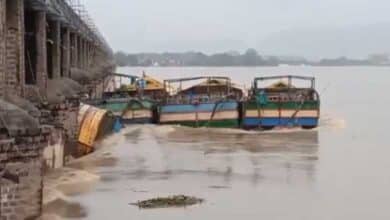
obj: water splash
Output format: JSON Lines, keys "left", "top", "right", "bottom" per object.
{"left": 320, "top": 113, "right": 347, "bottom": 130}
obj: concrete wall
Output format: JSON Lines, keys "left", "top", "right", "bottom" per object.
{"left": 49, "top": 100, "right": 80, "bottom": 162}
{"left": 0, "top": 133, "right": 50, "bottom": 220}
{"left": 43, "top": 129, "right": 64, "bottom": 169}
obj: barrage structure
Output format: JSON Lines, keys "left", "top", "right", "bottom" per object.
{"left": 0, "top": 0, "right": 115, "bottom": 219}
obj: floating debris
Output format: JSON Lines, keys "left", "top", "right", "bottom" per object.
{"left": 131, "top": 195, "right": 204, "bottom": 209}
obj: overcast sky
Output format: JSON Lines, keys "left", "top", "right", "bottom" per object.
{"left": 83, "top": 0, "right": 390, "bottom": 55}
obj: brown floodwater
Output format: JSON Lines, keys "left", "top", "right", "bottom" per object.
{"left": 45, "top": 66, "right": 390, "bottom": 220}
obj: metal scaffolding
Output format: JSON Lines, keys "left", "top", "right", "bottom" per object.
{"left": 64, "top": 0, "right": 112, "bottom": 54}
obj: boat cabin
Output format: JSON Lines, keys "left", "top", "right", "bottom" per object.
{"left": 159, "top": 76, "right": 243, "bottom": 128}
{"left": 164, "top": 76, "right": 243, "bottom": 104}
{"left": 243, "top": 75, "right": 320, "bottom": 130}
{"left": 250, "top": 75, "right": 319, "bottom": 103}
{"left": 102, "top": 73, "right": 167, "bottom": 101}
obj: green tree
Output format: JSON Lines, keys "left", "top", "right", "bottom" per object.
{"left": 242, "top": 48, "right": 260, "bottom": 66}
{"left": 114, "top": 51, "right": 129, "bottom": 66}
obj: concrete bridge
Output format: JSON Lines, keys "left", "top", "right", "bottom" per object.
{"left": 0, "top": 1, "right": 115, "bottom": 219}
{"left": 0, "top": 0, "right": 115, "bottom": 98}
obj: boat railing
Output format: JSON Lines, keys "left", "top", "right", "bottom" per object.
{"left": 163, "top": 76, "right": 233, "bottom": 100}
{"left": 164, "top": 94, "right": 233, "bottom": 105}
{"left": 254, "top": 75, "right": 316, "bottom": 89}
{"left": 164, "top": 76, "right": 231, "bottom": 84}
{"left": 252, "top": 88, "right": 320, "bottom": 103}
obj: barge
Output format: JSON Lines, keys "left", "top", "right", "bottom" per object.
{"left": 92, "top": 73, "right": 163, "bottom": 124}
{"left": 118, "top": 73, "right": 168, "bottom": 101}
{"left": 98, "top": 98, "right": 156, "bottom": 124}
{"left": 159, "top": 76, "right": 243, "bottom": 128}
{"left": 242, "top": 75, "right": 320, "bottom": 130}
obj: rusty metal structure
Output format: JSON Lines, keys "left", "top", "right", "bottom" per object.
{"left": 0, "top": 0, "right": 115, "bottom": 219}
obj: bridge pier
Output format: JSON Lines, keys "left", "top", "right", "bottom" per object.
{"left": 0, "top": 0, "right": 5, "bottom": 97}
{"left": 77, "top": 34, "right": 82, "bottom": 69}
{"left": 70, "top": 32, "right": 77, "bottom": 69}
{"left": 80, "top": 35, "right": 85, "bottom": 69}
{"left": 61, "top": 27, "right": 71, "bottom": 77}
{"left": 84, "top": 40, "right": 89, "bottom": 70}
{"left": 47, "top": 20, "right": 61, "bottom": 79}
{"left": 4, "top": 0, "right": 24, "bottom": 96}
{"left": 35, "top": 10, "right": 47, "bottom": 93}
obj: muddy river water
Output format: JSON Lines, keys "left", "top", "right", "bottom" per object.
{"left": 44, "top": 66, "right": 390, "bottom": 220}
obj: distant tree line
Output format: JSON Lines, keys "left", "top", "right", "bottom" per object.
{"left": 315, "top": 54, "right": 390, "bottom": 66}
{"left": 114, "top": 49, "right": 308, "bottom": 67}
{"left": 114, "top": 50, "right": 390, "bottom": 67}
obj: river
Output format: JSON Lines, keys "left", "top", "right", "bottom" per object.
{"left": 44, "top": 66, "right": 390, "bottom": 220}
